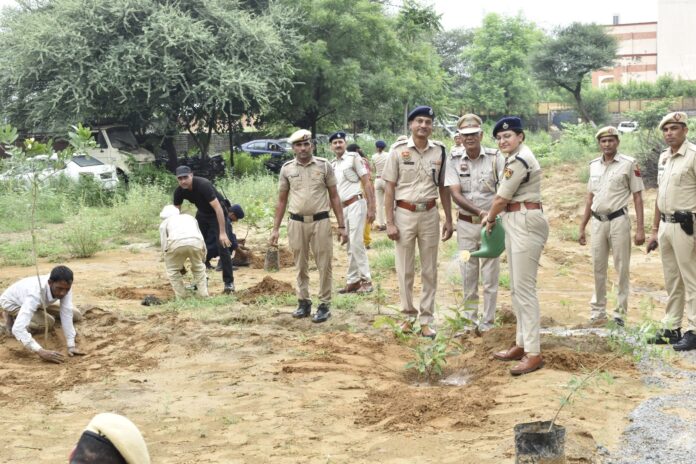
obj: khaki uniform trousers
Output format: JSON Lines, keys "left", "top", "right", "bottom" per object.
{"left": 457, "top": 219, "right": 500, "bottom": 327}
{"left": 3, "top": 304, "right": 83, "bottom": 333}
{"left": 374, "top": 178, "right": 386, "bottom": 227}
{"left": 659, "top": 222, "right": 696, "bottom": 332}
{"left": 344, "top": 199, "right": 371, "bottom": 285}
{"left": 164, "top": 244, "right": 208, "bottom": 298}
{"left": 590, "top": 214, "right": 631, "bottom": 319}
{"left": 288, "top": 218, "right": 333, "bottom": 304}
{"left": 394, "top": 206, "right": 440, "bottom": 325}
{"left": 503, "top": 209, "right": 548, "bottom": 355}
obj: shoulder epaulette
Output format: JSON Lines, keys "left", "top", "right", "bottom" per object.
{"left": 589, "top": 156, "right": 602, "bottom": 164}
{"left": 314, "top": 156, "right": 329, "bottom": 163}
{"left": 484, "top": 147, "right": 499, "bottom": 156}
{"left": 391, "top": 140, "right": 408, "bottom": 148}
{"left": 617, "top": 154, "right": 636, "bottom": 163}
{"left": 432, "top": 140, "right": 445, "bottom": 147}
{"left": 281, "top": 159, "right": 295, "bottom": 168}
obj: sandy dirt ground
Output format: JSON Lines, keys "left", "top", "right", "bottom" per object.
{"left": 0, "top": 163, "right": 677, "bottom": 463}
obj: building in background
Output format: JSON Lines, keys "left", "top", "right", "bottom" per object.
{"left": 592, "top": 0, "right": 696, "bottom": 88}
{"left": 657, "top": 0, "right": 696, "bottom": 81}
{"left": 592, "top": 19, "right": 657, "bottom": 87}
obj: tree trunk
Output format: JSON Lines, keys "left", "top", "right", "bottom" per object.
{"left": 403, "top": 102, "right": 409, "bottom": 135}
{"left": 573, "top": 89, "right": 596, "bottom": 128}
{"left": 226, "top": 101, "right": 235, "bottom": 169}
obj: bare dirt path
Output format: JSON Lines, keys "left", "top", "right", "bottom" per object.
{"left": 0, "top": 163, "right": 680, "bottom": 463}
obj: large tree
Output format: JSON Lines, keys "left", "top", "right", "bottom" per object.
{"left": 273, "top": 0, "right": 447, "bottom": 136}
{"left": 532, "top": 22, "right": 617, "bottom": 125}
{"left": 0, "top": 0, "right": 298, "bottom": 159}
{"left": 459, "top": 13, "right": 542, "bottom": 119}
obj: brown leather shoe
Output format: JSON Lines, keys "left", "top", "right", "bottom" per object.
{"left": 420, "top": 324, "right": 437, "bottom": 339}
{"left": 338, "top": 281, "right": 362, "bottom": 294}
{"left": 399, "top": 320, "right": 413, "bottom": 334}
{"left": 510, "top": 355, "right": 545, "bottom": 376}
{"left": 493, "top": 345, "right": 525, "bottom": 361}
{"left": 357, "top": 280, "right": 373, "bottom": 294}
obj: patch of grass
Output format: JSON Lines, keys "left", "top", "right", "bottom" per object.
{"left": 255, "top": 293, "right": 296, "bottom": 307}
{"left": 62, "top": 210, "right": 105, "bottom": 258}
{"left": 371, "top": 249, "right": 396, "bottom": 272}
{"left": 557, "top": 225, "right": 580, "bottom": 242}
{"left": 216, "top": 174, "right": 278, "bottom": 230}
{"left": 0, "top": 238, "right": 67, "bottom": 266}
{"left": 498, "top": 271, "right": 510, "bottom": 289}
{"left": 370, "top": 238, "right": 394, "bottom": 250}
{"left": 333, "top": 293, "right": 363, "bottom": 311}
{"left": 112, "top": 183, "right": 169, "bottom": 234}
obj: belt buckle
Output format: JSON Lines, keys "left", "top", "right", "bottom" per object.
{"left": 304, "top": 215, "right": 313, "bottom": 223}
{"left": 471, "top": 215, "right": 481, "bottom": 224}
{"left": 415, "top": 203, "right": 427, "bottom": 212}
{"left": 599, "top": 214, "right": 609, "bottom": 221}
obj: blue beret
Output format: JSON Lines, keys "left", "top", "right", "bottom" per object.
{"left": 375, "top": 140, "right": 386, "bottom": 149}
{"left": 493, "top": 116, "right": 523, "bottom": 137}
{"left": 229, "top": 204, "right": 244, "bottom": 219}
{"left": 407, "top": 106, "right": 434, "bottom": 122}
{"left": 328, "top": 131, "right": 347, "bottom": 143}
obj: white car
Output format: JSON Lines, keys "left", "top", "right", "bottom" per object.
{"left": 0, "top": 154, "right": 118, "bottom": 189}
{"left": 617, "top": 121, "right": 639, "bottom": 133}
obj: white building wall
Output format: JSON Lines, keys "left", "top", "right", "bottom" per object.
{"left": 658, "top": 0, "right": 696, "bottom": 79}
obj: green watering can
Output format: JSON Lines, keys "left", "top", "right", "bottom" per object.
{"left": 470, "top": 216, "right": 505, "bottom": 259}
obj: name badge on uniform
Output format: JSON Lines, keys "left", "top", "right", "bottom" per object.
{"left": 403, "top": 161, "right": 415, "bottom": 165}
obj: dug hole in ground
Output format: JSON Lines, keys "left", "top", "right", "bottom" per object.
{"left": 1, "top": 163, "right": 693, "bottom": 463}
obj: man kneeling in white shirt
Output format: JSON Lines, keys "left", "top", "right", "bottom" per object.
{"left": 0, "top": 265, "right": 86, "bottom": 363}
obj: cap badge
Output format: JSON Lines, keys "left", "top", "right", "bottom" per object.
{"left": 675, "top": 113, "right": 681, "bottom": 121}
{"left": 502, "top": 122, "right": 509, "bottom": 130}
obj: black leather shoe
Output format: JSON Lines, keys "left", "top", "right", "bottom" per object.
{"left": 673, "top": 331, "right": 696, "bottom": 351}
{"left": 648, "top": 328, "right": 682, "bottom": 345}
{"left": 292, "top": 300, "right": 312, "bottom": 319}
{"left": 223, "top": 283, "right": 235, "bottom": 294}
{"left": 312, "top": 303, "right": 331, "bottom": 323}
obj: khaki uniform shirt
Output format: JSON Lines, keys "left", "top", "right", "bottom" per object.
{"left": 497, "top": 144, "right": 542, "bottom": 202}
{"left": 588, "top": 154, "right": 644, "bottom": 215}
{"left": 278, "top": 157, "right": 336, "bottom": 215}
{"left": 382, "top": 137, "right": 445, "bottom": 203}
{"left": 159, "top": 214, "right": 205, "bottom": 253}
{"left": 372, "top": 152, "right": 389, "bottom": 177}
{"left": 445, "top": 146, "right": 505, "bottom": 213}
{"left": 332, "top": 151, "right": 368, "bottom": 201}
{"left": 657, "top": 140, "right": 696, "bottom": 213}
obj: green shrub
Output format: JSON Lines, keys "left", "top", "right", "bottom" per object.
{"left": 113, "top": 183, "right": 168, "bottom": 233}
{"left": 62, "top": 211, "right": 103, "bottom": 258}
{"left": 231, "top": 152, "right": 271, "bottom": 176}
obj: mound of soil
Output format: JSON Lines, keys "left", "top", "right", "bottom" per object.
{"left": 110, "top": 285, "right": 174, "bottom": 301}
{"left": 236, "top": 276, "right": 294, "bottom": 304}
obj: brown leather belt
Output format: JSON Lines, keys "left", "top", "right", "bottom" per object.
{"left": 506, "top": 201, "right": 542, "bottom": 212}
{"left": 342, "top": 194, "right": 363, "bottom": 208}
{"left": 458, "top": 212, "right": 482, "bottom": 224}
{"left": 396, "top": 199, "right": 437, "bottom": 212}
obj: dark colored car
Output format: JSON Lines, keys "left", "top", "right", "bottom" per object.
{"left": 240, "top": 139, "right": 291, "bottom": 157}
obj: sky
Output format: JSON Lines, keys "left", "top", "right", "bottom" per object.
{"left": 430, "top": 0, "right": 658, "bottom": 31}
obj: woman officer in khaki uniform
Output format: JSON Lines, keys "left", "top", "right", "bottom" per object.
{"left": 485, "top": 117, "right": 549, "bottom": 375}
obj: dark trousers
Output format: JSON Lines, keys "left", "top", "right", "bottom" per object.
{"left": 196, "top": 213, "right": 234, "bottom": 285}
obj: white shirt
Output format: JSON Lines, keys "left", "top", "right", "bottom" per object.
{"left": 159, "top": 213, "right": 206, "bottom": 253}
{"left": 332, "top": 151, "right": 368, "bottom": 202}
{"left": 0, "top": 275, "right": 77, "bottom": 351}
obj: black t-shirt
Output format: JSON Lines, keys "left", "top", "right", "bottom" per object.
{"left": 173, "top": 176, "right": 219, "bottom": 216}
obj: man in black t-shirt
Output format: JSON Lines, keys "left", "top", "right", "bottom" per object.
{"left": 173, "top": 165, "right": 235, "bottom": 293}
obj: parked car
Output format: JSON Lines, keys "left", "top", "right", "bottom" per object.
{"left": 0, "top": 154, "right": 119, "bottom": 189}
{"left": 87, "top": 125, "right": 156, "bottom": 177}
{"left": 240, "top": 139, "right": 291, "bottom": 157}
{"left": 617, "top": 121, "right": 639, "bottom": 133}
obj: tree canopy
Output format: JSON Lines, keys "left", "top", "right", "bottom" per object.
{"left": 0, "top": 0, "right": 299, "bottom": 156}
{"left": 532, "top": 22, "right": 617, "bottom": 125}
{"left": 458, "top": 13, "right": 543, "bottom": 119}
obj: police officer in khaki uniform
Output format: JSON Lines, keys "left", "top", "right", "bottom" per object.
{"left": 372, "top": 140, "right": 389, "bottom": 231}
{"left": 647, "top": 112, "right": 696, "bottom": 350}
{"left": 330, "top": 132, "right": 376, "bottom": 294}
{"left": 445, "top": 114, "right": 505, "bottom": 331}
{"left": 487, "top": 117, "right": 549, "bottom": 376}
{"left": 579, "top": 126, "right": 644, "bottom": 326}
{"left": 383, "top": 106, "right": 454, "bottom": 338}
{"left": 270, "top": 129, "right": 348, "bottom": 323}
